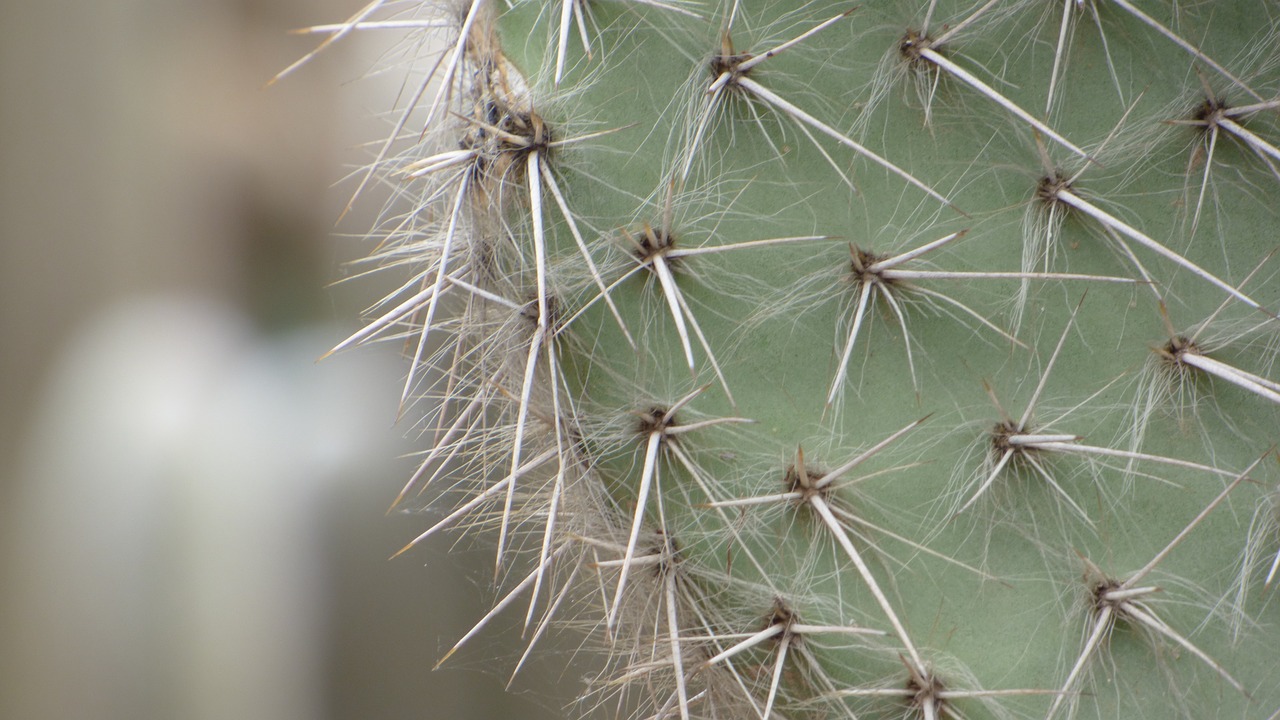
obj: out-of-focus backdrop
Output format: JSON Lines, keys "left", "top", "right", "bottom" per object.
{"left": 0, "top": 2, "right": 568, "bottom": 718}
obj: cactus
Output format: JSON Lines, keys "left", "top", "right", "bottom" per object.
{"left": 304, "top": 1, "right": 1280, "bottom": 718}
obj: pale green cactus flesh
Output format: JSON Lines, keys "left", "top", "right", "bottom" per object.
{"left": 323, "top": 0, "right": 1280, "bottom": 718}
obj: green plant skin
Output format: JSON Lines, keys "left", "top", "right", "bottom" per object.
{"left": 340, "top": 0, "right": 1280, "bottom": 718}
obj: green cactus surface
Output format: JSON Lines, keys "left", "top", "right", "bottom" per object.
{"left": 315, "top": 0, "right": 1280, "bottom": 717}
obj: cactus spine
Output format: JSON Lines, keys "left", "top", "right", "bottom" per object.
{"left": 308, "top": 1, "right": 1280, "bottom": 717}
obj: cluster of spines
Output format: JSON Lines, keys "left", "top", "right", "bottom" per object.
{"left": 295, "top": 1, "right": 1280, "bottom": 718}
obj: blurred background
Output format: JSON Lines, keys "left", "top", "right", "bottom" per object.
{"left": 0, "top": 2, "right": 568, "bottom": 718}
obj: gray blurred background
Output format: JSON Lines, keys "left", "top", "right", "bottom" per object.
{"left": 0, "top": 2, "right": 568, "bottom": 718}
